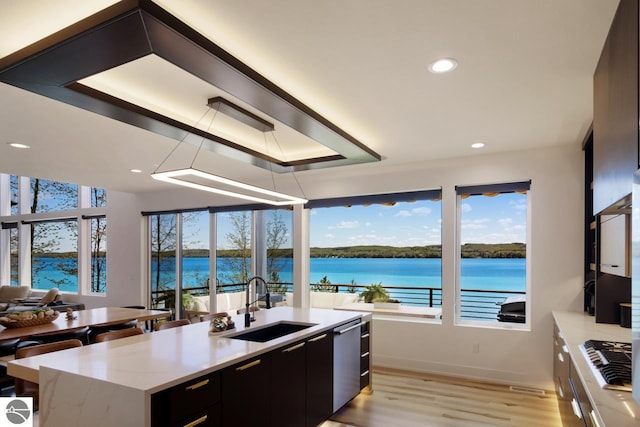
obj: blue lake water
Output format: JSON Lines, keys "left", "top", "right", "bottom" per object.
{"left": 33, "top": 256, "right": 526, "bottom": 294}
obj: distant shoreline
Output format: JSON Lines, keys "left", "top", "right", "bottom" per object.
{"left": 38, "top": 243, "right": 525, "bottom": 259}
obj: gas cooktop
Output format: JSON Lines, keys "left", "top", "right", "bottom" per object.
{"left": 579, "top": 340, "right": 632, "bottom": 392}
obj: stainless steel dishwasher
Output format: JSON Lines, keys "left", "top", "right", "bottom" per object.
{"left": 333, "top": 318, "right": 363, "bottom": 412}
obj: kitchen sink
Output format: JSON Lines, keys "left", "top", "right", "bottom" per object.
{"left": 228, "top": 321, "right": 316, "bottom": 343}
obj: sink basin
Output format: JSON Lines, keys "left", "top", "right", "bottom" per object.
{"left": 229, "top": 322, "right": 315, "bottom": 343}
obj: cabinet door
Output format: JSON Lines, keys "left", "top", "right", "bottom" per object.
{"left": 221, "top": 355, "right": 272, "bottom": 427}
{"left": 553, "top": 325, "right": 576, "bottom": 426}
{"left": 306, "top": 332, "right": 333, "bottom": 427}
{"left": 271, "top": 340, "right": 306, "bottom": 427}
{"left": 592, "top": 0, "right": 639, "bottom": 214}
{"left": 151, "top": 371, "right": 221, "bottom": 427}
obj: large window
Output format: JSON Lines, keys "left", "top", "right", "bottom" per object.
{"left": 182, "top": 210, "right": 210, "bottom": 295}
{"left": 266, "top": 209, "right": 293, "bottom": 295}
{"left": 216, "top": 211, "right": 252, "bottom": 292}
{"left": 31, "top": 219, "right": 78, "bottom": 291}
{"left": 90, "top": 216, "right": 107, "bottom": 293}
{"left": 0, "top": 174, "right": 107, "bottom": 294}
{"left": 456, "top": 181, "right": 529, "bottom": 326}
{"left": 308, "top": 191, "right": 442, "bottom": 309}
{"left": 30, "top": 178, "right": 77, "bottom": 212}
{"left": 150, "top": 213, "right": 177, "bottom": 310}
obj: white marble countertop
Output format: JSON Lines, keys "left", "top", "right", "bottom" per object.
{"left": 552, "top": 311, "right": 638, "bottom": 426}
{"left": 8, "top": 307, "right": 370, "bottom": 394}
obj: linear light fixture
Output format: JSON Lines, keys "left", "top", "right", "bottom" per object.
{"left": 207, "top": 97, "right": 274, "bottom": 132}
{"left": 151, "top": 168, "right": 308, "bottom": 206}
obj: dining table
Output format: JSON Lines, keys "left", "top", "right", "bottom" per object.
{"left": 0, "top": 307, "right": 171, "bottom": 341}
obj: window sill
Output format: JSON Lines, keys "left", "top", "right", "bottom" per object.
{"left": 334, "top": 302, "right": 442, "bottom": 320}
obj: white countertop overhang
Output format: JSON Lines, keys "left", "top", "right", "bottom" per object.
{"left": 8, "top": 307, "right": 370, "bottom": 394}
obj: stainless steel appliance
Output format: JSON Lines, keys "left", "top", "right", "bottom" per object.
{"left": 632, "top": 170, "right": 640, "bottom": 404}
{"left": 333, "top": 319, "right": 363, "bottom": 412}
{"left": 580, "top": 339, "right": 632, "bottom": 391}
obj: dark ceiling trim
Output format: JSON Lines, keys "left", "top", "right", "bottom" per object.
{"left": 305, "top": 189, "right": 442, "bottom": 209}
{"left": 0, "top": 0, "right": 381, "bottom": 172}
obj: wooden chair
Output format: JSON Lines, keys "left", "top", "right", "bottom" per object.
{"left": 15, "top": 339, "right": 83, "bottom": 411}
{"left": 95, "top": 327, "right": 144, "bottom": 343}
{"left": 30, "top": 326, "right": 90, "bottom": 346}
{"left": 154, "top": 318, "right": 190, "bottom": 331}
{"left": 88, "top": 320, "right": 139, "bottom": 343}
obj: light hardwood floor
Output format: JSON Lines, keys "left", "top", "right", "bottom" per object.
{"left": 324, "top": 368, "right": 562, "bottom": 427}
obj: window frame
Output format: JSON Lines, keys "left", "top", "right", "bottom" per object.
{"left": 0, "top": 173, "right": 107, "bottom": 295}
{"left": 454, "top": 181, "right": 531, "bottom": 330}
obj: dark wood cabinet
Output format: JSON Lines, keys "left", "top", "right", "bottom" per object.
{"left": 151, "top": 371, "right": 221, "bottom": 427}
{"left": 592, "top": 0, "right": 638, "bottom": 215}
{"left": 221, "top": 354, "right": 272, "bottom": 427}
{"left": 553, "top": 323, "right": 577, "bottom": 426}
{"left": 272, "top": 340, "right": 307, "bottom": 427}
{"left": 306, "top": 331, "right": 334, "bottom": 427}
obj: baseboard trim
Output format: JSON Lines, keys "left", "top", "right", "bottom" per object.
{"left": 373, "top": 354, "right": 554, "bottom": 391}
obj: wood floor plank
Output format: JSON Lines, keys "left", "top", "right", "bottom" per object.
{"left": 324, "top": 368, "right": 562, "bottom": 427}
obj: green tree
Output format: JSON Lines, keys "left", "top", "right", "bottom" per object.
{"left": 90, "top": 188, "right": 107, "bottom": 293}
{"left": 266, "top": 210, "right": 289, "bottom": 294}
{"left": 150, "top": 214, "right": 177, "bottom": 309}
{"left": 220, "top": 212, "right": 252, "bottom": 286}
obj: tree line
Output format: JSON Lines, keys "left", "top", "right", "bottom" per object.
{"left": 182, "top": 243, "right": 525, "bottom": 259}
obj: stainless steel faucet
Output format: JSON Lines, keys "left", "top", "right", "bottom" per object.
{"left": 244, "top": 276, "right": 271, "bottom": 327}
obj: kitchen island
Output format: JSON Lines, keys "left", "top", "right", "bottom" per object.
{"left": 9, "top": 307, "right": 371, "bottom": 427}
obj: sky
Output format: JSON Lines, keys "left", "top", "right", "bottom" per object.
{"left": 169, "top": 192, "right": 528, "bottom": 250}
{"left": 14, "top": 179, "right": 527, "bottom": 252}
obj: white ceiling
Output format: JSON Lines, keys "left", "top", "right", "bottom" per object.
{"left": 0, "top": 0, "right": 620, "bottom": 196}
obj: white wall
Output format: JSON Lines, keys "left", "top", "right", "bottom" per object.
{"left": 336, "top": 144, "right": 583, "bottom": 390}
{"left": 87, "top": 143, "right": 583, "bottom": 390}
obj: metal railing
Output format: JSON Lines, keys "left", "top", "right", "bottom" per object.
{"left": 151, "top": 282, "right": 524, "bottom": 322}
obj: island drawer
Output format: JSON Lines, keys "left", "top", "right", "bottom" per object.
{"left": 151, "top": 371, "right": 221, "bottom": 425}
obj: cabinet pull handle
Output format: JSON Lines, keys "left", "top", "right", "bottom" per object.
{"left": 361, "top": 352, "right": 370, "bottom": 358}
{"left": 361, "top": 333, "right": 370, "bottom": 339}
{"left": 562, "top": 345, "right": 569, "bottom": 354}
{"left": 185, "top": 379, "right": 210, "bottom": 391}
{"left": 308, "top": 334, "right": 327, "bottom": 342}
{"left": 183, "top": 415, "right": 208, "bottom": 427}
{"left": 589, "top": 410, "right": 601, "bottom": 427}
{"left": 557, "top": 353, "right": 564, "bottom": 363}
{"left": 361, "top": 370, "right": 370, "bottom": 377}
{"left": 283, "top": 342, "right": 305, "bottom": 353}
{"left": 335, "top": 322, "right": 366, "bottom": 335}
{"left": 570, "top": 398, "right": 583, "bottom": 419}
{"left": 236, "top": 359, "right": 261, "bottom": 371}
{"left": 557, "top": 382, "right": 564, "bottom": 399}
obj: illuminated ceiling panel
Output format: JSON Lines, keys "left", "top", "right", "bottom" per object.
{"left": 0, "top": 0, "right": 380, "bottom": 173}
{"left": 79, "top": 55, "right": 337, "bottom": 162}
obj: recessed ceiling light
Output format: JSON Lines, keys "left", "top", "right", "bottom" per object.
{"left": 8, "top": 142, "right": 30, "bottom": 149}
{"left": 130, "top": 169, "right": 142, "bottom": 173}
{"left": 471, "top": 142, "right": 485, "bottom": 149}
{"left": 428, "top": 58, "right": 458, "bottom": 74}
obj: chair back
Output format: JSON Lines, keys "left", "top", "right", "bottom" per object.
{"left": 31, "top": 326, "right": 90, "bottom": 345}
{"left": 154, "top": 318, "right": 190, "bottom": 331}
{"left": 96, "top": 327, "right": 144, "bottom": 343}
{"left": 15, "top": 339, "right": 83, "bottom": 411}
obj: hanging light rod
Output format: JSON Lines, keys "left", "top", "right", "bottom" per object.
{"left": 151, "top": 168, "right": 308, "bottom": 206}
{"left": 207, "top": 97, "right": 274, "bottom": 132}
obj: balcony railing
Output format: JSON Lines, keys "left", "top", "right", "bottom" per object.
{"left": 151, "top": 282, "right": 524, "bottom": 322}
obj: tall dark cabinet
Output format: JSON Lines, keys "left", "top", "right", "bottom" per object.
{"left": 592, "top": 0, "right": 638, "bottom": 215}
{"left": 588, "top": 0, "right": 636, "bottom": 324}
